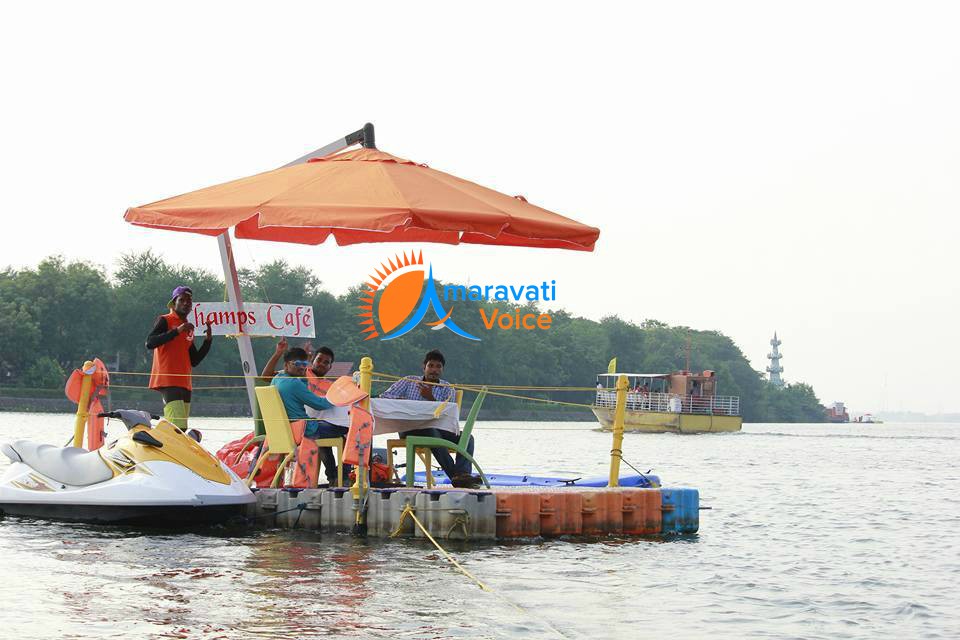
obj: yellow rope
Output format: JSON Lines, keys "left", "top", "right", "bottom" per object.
{"left": 465, "top": 388, "right": 594, "bottom": 409}
{"left": 371, "top": 371, "right": 600, "bottom": 391}
{"left": 371, "top": 371, "right": 596, "bottom": 408}
{"left": 389, "top": 505, "right": 490, "bottom": 591}
{"left": 109, "top": 369, "right": 602, "bottom": 391}
{"left": 109, "top": 370, "right": 344, "bottom": 380}
{"left": 109, "top": 384, "right": 247, "bottom": 391}
{"left": 109, "top": 371, "right": 245, "bottom": 378}
{"left": 105, "top": 389, "right": 595, "bottom": 411}
{"left": 387, "top": 505, "right": 568, "bottom": 638}
{"left": 97, "top": 369, "right": 601, "bottom": 410}
{"left": 475, "top": 426, "right": 598, "bottom": 431}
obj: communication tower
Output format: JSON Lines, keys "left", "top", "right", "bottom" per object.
{"left": 766, "top": 332, "right": 784, "bottom": 387}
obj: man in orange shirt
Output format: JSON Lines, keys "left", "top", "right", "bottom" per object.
{"left": 146, "top": 286, "right": 213, "bottom": 431}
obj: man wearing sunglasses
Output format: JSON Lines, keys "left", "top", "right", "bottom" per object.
{"left": 260, "top": 338, "right": 335, "bottom": 396}
{"left": 270, "top": 347, "right": 350, "bottom": 485}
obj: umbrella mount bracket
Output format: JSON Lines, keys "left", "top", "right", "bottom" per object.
{"left": 283, "top": 122, "right": 376, "bottom": 167}
{"left": 347, "top": 122, "right": 376, "bottom": 149}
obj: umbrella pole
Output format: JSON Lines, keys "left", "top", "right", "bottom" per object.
{"left": 217, "top": 232, "right": 260, "bottom": 431}
{"left": 214, "top": 122, "right": 373, "bottom": 430}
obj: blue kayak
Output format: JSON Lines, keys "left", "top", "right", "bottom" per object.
{"left": 404, "top": 471, "right": 661, "bottom": 488}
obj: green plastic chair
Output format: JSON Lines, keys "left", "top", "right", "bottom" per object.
{"left": 405, "top": 387, "right": 489, "bottom": 488}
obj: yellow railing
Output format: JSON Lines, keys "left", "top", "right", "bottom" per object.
{"left": 75, "top": 359, "right": 634, "bottom": 486}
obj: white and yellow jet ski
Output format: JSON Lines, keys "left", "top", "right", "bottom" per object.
{"left": 0, "top": 410, "right": 255, "bottom": 526}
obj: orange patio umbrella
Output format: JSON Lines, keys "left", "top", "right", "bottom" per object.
{"left": 124, "top": 124, "right": 598, "bottom": 429}
{"left": 125, "top": 146, "right": 599, "bottom": 251}
{"left": 126, "top": 125, "right": 600, "bottom": 520}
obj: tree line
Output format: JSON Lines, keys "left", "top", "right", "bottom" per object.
{"left": 0, "top": 253, "right": 827, "bottom": 422}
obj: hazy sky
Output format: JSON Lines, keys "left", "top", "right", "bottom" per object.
{"left": 2, "top": 2, "right": 957, "bottom": 414}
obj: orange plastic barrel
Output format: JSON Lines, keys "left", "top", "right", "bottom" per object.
{"left": 495, "top": 492, "right": 542, "bottom": 538}
{"left": 581, "top": 490, "right": 624, "bottom": 536}
{"left": 540, "top": 491, "right": 582, "bottom": 537}
{"left": 622, "top": 488, "right": 662, "bottom": 535}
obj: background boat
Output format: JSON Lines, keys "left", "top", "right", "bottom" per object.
{"left": 592, "top": 371, "right": 742, "bottom": 433}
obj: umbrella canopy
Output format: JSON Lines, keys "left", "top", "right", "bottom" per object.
{"left": 125, "top": 147, "right": 599, "bottom": 251}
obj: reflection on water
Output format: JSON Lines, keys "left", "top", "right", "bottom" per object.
{"left": 240, "top": 534, "right": 381, "bottom": 637}
{"left": 1, "top": 414, "right": 959, "bottom": 639}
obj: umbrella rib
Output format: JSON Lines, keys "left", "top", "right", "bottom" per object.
{"left": 136, "top": 164, "right": 324, "bottom": 230}
{"left": 412, "top": 168, "right": 590, "bottom": 241}
{"left": 377, "top": 160, "right": 416, "bottom": 217}
{"left": 257, "top": 162, "right": 416, "bottom": 233}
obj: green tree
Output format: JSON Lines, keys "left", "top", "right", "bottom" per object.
{"left": 0, "top": 257, "right": 113, "bottom": 371}
{"left": 755, "top": 382, "right": 825, "bottom": 422}
{"left": 0, "top": 252, "right": 831, "bottom": 422}
{"left": 21, "top": 356, "right": 66, "bottom": 389}
{"left": 0, "top": 297, "right": 42, "bottom": 377}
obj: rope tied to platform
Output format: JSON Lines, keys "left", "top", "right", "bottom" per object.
{"left": 235, "top": 501, "right": 306, "bottom": 526}
{"left": 447, "top": 512, "right": 471, "bottom": 540}
{"left": 389, "top": 504, "right": 489, "bottom": 591}
{"left": 610, "top": 451, "right": 657, "bottom": 487}
{"left": 387, "top": 505, "right": 571, "bottom": 638}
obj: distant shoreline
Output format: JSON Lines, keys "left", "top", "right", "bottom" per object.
{"left": 0, "top": 396, "right": 594, "bottom": 422}
{"left": 12, "top": 396, "right": 946, "bottom": 423}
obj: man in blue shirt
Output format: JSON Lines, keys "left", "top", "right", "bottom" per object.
{"left": 271, "top": 347, "right": 349, "bottom": 485}
{"left": 382, "top": 349, "right": 479, "bottom": 488}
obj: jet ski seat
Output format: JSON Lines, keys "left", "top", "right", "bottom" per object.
{"left": 1, "top": 441, "right": 113, "bottom": 487}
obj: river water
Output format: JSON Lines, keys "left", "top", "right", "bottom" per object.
{"left": 0, "top": 413, "right": 957, "bottom": 639}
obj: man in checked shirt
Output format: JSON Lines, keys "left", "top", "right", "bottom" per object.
{"left": 381, "top": 349, "right": 480, "bottom": 488}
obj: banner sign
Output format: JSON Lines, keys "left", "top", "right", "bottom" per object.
{"left": 191, "top": 302, "right": 315, "bottom": 338}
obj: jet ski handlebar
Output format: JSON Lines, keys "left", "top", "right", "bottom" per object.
{"left": 97, "top": 410, "right": 160, "bottom": 430}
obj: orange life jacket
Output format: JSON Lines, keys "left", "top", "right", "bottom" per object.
{"left": 307, "top": 370, "right": 332, "bottom": 395}
{"left": 149, "top": 311, "right": 194, "bottom": 390}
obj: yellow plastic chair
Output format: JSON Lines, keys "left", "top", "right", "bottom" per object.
{"left": 250, "top": 386, "right": 345, "bottom": 488}
{"left": 313, "top": 436, "right": 346, "bottom": 487}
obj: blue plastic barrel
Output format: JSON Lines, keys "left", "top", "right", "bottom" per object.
{"left": 660, "top": 487, "right": 699, "bottom": 534}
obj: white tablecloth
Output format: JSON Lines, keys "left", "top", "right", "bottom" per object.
{"left": 369, "top": 398, "right": 460, "bottom": 435}
{"left": 307, "top": 398, "right": 460, "bottom": 435}
{"left": 305, "top": 404, "right": 350, "bottom": 427}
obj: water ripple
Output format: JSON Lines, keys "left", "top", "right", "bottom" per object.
{"left": 2, "top": 417, "right": 959, "bottom": 639}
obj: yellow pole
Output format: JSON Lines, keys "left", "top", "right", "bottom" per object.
{"left": 359, "top": 357, "right": 373, "bottom": 410}
{"left": 71, "top": 360, "right": 95, "bottom": 448}
{"left": 608, "top": 373, "right": 628, "bottom": 487}
{"left": 351, "top": 357, "right": 374, "bottom": 527}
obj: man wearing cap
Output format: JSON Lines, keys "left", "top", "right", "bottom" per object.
{"left": 146, "top": 286, "right": 213, "bottom": 430}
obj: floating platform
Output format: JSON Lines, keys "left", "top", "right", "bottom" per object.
{"left": 406, "top": 471, "right": 661, "bottom": 488}
{"left": 247, "top": 485, "right": 699, "bottom": 540}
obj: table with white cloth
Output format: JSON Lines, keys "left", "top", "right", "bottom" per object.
{"left": 307, "top": 398, "right": 460, "bottom": 435}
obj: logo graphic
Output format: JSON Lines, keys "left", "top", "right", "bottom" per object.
{"left": 358, "top": 251, "right": 480, "bottom": 341}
